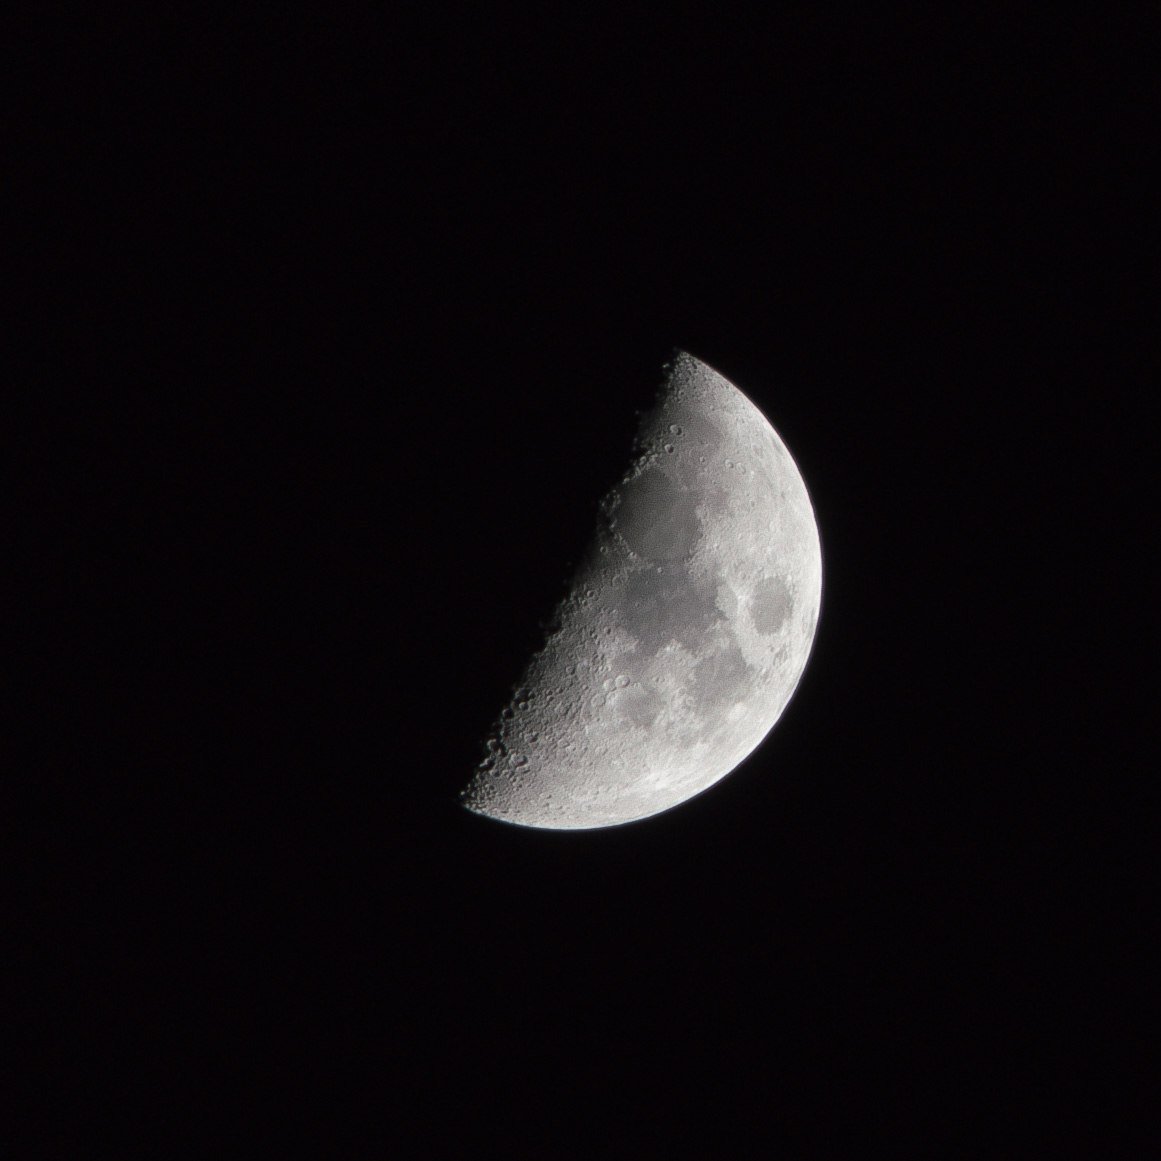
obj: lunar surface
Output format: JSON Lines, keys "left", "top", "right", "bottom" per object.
{"left": 462, "top": 351, "right": 822, "bottom": 830}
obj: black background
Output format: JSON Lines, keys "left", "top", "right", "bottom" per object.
{"left": 13, "top": 9, "right": 1154, "bottom": 1155}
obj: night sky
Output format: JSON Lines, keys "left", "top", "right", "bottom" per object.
{"left": 16, "top": 10, "right": 1151, "bottom": 1155}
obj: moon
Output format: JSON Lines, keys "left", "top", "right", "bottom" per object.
{"left": 463, "top": 351, "right": 822, "bottom": 830}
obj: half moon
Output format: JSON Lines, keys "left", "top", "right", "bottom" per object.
{"left": 463, "top": 351, "right": 822, "bottom": 830}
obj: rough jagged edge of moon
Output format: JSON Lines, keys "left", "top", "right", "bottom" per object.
{"left": 461, "top": 351, "right": 822, "bottom": 829}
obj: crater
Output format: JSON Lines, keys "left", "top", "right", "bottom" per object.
{"left": 618, "top": 682, "right": 662, "bottom": 729}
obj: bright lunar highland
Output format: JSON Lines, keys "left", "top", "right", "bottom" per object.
{"left": 462, "top": 352, "right": 822, "bottom": 830}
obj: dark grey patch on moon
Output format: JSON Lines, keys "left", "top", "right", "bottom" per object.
{"left": 690, "top": 640, "right": 752, "bottom": 711}
{"left": 612, "top": 467, "right": 701, "bottom": 562}
{"left": 660, "top": 406, "right": 721, "bottom": 453}
{"left": 751, "top": 575, "right": 794, "bottom": 635}
{"left": 618, "top": 567, "right": 723, "bottom": 656}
